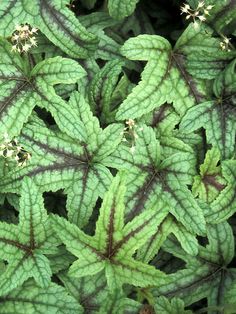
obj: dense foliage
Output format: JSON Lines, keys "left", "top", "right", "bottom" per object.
{"left": 0, "top": 0, "right": 236, "bottom": 313}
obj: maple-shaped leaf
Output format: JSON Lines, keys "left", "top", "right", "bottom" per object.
{"left": 0, "top": 92, "right": 123, "bottom": 227}
{"left": 115, "top": 23, "right": 235, "bottom": 120}
{"left": 51, "top": 172, "right": 169, "bottom": 291}
{"left": 59, "top": 270, "right": 142, "bottom": 313}
{"left": 0, "top": 0, "right": 98, "bottom": 58}
{"left": 0, "top": 38, "right": 86, "bottom": 140}
{"left": 104, "top": 125, "right": 206, "bottom": 237}
{"left": 175, "top": 23, "right": 236, "bottom": 80}
{"left": 152, "top": 222, "right": 236, "bottom": 310}
{"left": 0, "top": 177, "right": 59, "bottom": 295}
{"left": 180, "top": 59, "right": 236, "bottom": 160}
{"left": 206, "top": 160, "right": 236, "bottom": 223}
{"left": 192, "top": 147, "right": 226, "bottom": 203}
{"left": 0, "top": 279, "right": 82, "bottom": 314}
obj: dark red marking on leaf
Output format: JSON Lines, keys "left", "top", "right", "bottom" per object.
{"left": 126, "top": 169, "right": 166, "bottom": 222}
{"left": 0, "top": 81, "right": 31, "bottom": 117}
{"left": 172, "top": 53, "right": 205, "bottom": 104}
{"left": 21, "top": 132, "right": 89, "bottom": 164}
{"left": 202, "top": 174, "right": 225, "bottom": 192}
{"left": 160, "top": 265, "right": 222, "bottom": 298}
{"left": 78, "top": 276, "right": 107, "bottom": 312}
{"left": 39, "top": 0, "right": 97, "bottom": 49}
{"left": 140, "top": 217, "right": 168, "bottom": 261}
{"left": 151, "top": 104, "right": 170, "bottom": 128}
{"left": 109, "top": 211, "right": 158, "bottom": 258}
{"left": 0, "top": 237, "right": 31, "bottom": 252}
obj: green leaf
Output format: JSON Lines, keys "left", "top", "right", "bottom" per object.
{"left": 59, "top": 271, "right": 109, "bottom": 313}
{"left": 154, "top": 296, "right": 192, "bottom": 314}
{"left": 59, "top": 270, "right": 142, "bottom": 313}
{"left": 141, "top": 104, "right": 180, "bottom": 137}
{"left": 51, "top": 172, "right": 168, "bottom": 290}
{"left": 225, "top": 281, "right": 236, "bottom": 309}
{"left": 192, "top": 147, "right": 226, "bottom": 203}
{"left": 180, "top": 60, "right": 236, "bottom": 160}
{"left": 136, "top": 216, "right": 173, "bottom": 263}
{"left": 152, "top": 222, "right": 235, "bottom": 308}
{"left": 175, "top": 23, "right": 236, "bottom": 80}
{"left": 206, "top": 160, "right": 236, "bottom": 223}
{"left": 108, "top": 0, "right": 140, "bottom": 20}
{"left": 0, "top": 279, "right": 82, "bottom": 313}
{"left": 88, "top": 59, "right": 124, "bottom": 123}
{"left": 0, "top": 93, "right": 123, "bottom": 227}
{"left": 0, "top": 177, "right": 59, "bottom": 295}
{"left": 98, "top": 289, "right": 142, "bottom": 313}
{"left": 0, "top": 0, "right": 98, "bottom": 58}
{"left": 0, "top": 39, "right": 86, "bottom": 140}
{"left": 207, "top": 0, "right": 236, "bottom": 34}
{"left": 116, "top": 25, "right": 210, "bottom": 120}
{"left": 107, "top": 126, "right": 206, "bottom": 236}
{"left": 80, "top": 12, "right": 123, "bottom": 61}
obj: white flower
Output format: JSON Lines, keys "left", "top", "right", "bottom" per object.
{"left": 220, "top": 36, "right": 231, "bottom": 51}
{"left": 126, "top": 118, "right": 135, "bottom": 127}
{"left": 31, "top": 27, "right": 38, "bottom": 33}
{"left": 22, "top": 43, "right": 31, "bottom": 52}
{"left": 11, "top": 45, "right": 18, "bottom": 52}
{"left": 198, "top": 15, "right": 206, "bottom": 21}
{"left": 30, "top": 37, "right": 37, "bottom": 46}
{"left": 180, "top": 1, "right": 213, "bottom": 26}
{"left": 197, "top": 1, "right": 205, "bottom": 9}
{"left": 11, "top": 24, "right": 38, "bottom": 53}
{"left": 206, "top": 5, "right": 214, "bottom": 10}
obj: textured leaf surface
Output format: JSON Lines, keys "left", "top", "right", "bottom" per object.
{"left": 0, "top": 177, "right": 59, "bottom": 295}
{"left": 0, "top": 279, "right": 82, "bottom": 314}
{"left": 108, "top": 0, "right": 140, "bottom": 20}
{"left": 0, "top": 39, "right": 86, "bottom": 140}
{"left": 52, "top": 172, "right": 168, "bottom": 290}
{"left": 181, "top": 60, "right": 236, "bottom": 160}
{"left": 154, "top": 297, "right": 192, "bottom": 314}
{"left": 116, "top": 25, "right": 210, "bottom": 120}
{"left": 0, "top": 93, "right": 123, "bottom": 227}
{"left": 107, "top": 126, "right": 206, "bottom": 237}
{"left": 88, "top": 59, "right": 124, "bottom": 123}
{"left": 206, "top": 160, "right": 236, "bottom": 223}
{"left": 192, "top": 147, "right": 226, "bottom": 203}
{"left": 152, "top": 222, "right": 235, "bottom": 308}
{"left": 176, "top": 23, "right": 236, "bottom": 80}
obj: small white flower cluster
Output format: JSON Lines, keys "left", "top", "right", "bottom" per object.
{"left": 11, "top": 24, "right": 38, "bottom": 53}
{"left": 0, "top": 133, "right": 31, "bottom": 167}
{"left": 121, "top": 119, "right": 143, "bottom": 154}
{"left": 220, "top": 36, "right": 231, "bottom": 51}
{"left": 180, "top": 1, "right": 214, "bottom": 29}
